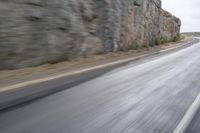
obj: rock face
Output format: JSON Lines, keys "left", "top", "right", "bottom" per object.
{"left": 0, "top": 0, "right": 181, "bottom": 69}
{"left": 159, "top": 9, "right": 181, "bottom": 42}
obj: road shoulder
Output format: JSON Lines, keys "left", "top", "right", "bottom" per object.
{"left": 0, "top": 38, "right": 194, "bottom": 90}
{"left": 0, "top": 38, "right": 198, "bottom": 111}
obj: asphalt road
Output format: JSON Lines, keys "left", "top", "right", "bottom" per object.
{"left": 185, "top": 106, "right": 200, "bottom": 133}
{"left": 0, "top": 39, "right": 200, "bottom": 133}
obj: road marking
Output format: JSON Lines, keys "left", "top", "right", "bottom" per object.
{"left": 173, "top": 93, "right": 200, "bottom": 133}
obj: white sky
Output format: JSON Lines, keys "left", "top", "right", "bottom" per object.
{"left": 162, "top": 0, "right": 200, "bottom": 32}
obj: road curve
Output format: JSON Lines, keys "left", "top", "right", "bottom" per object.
{"left": 0, "top": 39, "right": 200, "bottom": 133}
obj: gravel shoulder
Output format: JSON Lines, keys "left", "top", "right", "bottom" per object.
{"left": 0, "top": 38, "right": 193, "bottom": 89}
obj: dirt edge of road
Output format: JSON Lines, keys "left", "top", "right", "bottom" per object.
{"left": 0, "top": 37, "right": 195, "bottom": 90}
{"left": 0, "top": 37, "right": 198, "bottom": 111}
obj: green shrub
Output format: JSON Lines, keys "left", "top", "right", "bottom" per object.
{"left": 155, "top": 36, "right": 168, "bottom": 45}
{"left": 179, "top": 34, "right": 186, "bottom": 40}
{"left": 131, "top": 41, "right": 139, "bottom": 49}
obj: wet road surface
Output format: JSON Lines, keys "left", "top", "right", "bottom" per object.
{"left": 0, "top": 39, "right": 200, "bottom": 133}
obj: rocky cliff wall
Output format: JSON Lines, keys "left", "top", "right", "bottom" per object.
{"left": 159, "top": 9, "right": 181, "bottom": 42}
{"left": 0, "top": 0, "right": 181, "bottom": 69}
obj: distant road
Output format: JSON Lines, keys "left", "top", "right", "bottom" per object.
{"left": 0, "top": 39, "right": 200, "bottom": 133}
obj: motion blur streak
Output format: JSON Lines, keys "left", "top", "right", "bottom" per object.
{"left": 0, "top": 39, "right": 200, "bottom": 133}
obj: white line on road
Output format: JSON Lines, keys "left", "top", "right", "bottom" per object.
{"left": 173, "top": 93, "right": 200, "bottom": 133}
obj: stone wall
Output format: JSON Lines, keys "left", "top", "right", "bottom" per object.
{"left": 0, "top": 0, "right": 181, "bottom": 69}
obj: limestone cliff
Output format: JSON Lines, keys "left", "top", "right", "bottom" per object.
{"left": 0, "top": 0, "right": 181, "bottom": 69}
{"left": 159, "top": 9, "right": 181, "bottom": 42}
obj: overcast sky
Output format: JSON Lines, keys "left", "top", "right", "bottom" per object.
{"left": 162, "top": 0, "right": 200, "bottom": 32}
